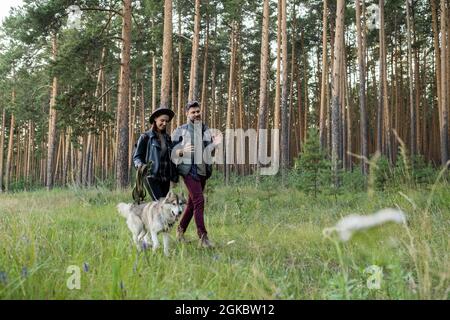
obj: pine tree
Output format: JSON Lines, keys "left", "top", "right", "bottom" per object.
{"left": 295, "top": 128, "right": 331, "bottom": 197}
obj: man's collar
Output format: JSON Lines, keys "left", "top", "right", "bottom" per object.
{"left": 187, "top": 119, "right": 203, "bottom": 126}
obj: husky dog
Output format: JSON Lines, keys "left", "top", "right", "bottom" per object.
{"left": 117, "top": 191, "right": 186, "bottom": 256}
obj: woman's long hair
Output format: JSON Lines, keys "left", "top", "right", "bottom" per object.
{"left": 151, "top": 122, "right": 167, "bottom": 134}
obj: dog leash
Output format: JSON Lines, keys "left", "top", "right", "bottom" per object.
{"left": 132, "top": 162, "right": 150, "bottom": 204}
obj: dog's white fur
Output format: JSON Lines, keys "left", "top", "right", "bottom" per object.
{"left": 117, "top": 191, "right": 185, "bottom": 256}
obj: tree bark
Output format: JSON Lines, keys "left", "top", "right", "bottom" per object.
{"left": 381, "top": 0, "right": 392, "bottom": 163}
{"left": 177, "top": 8, "right": 183, "bottom": 127}
{"left": 115, "top": 0, "right": 132, "bottom": 189}
{"left": 152, "top": 51, "right": 157, "bottom": 111}
{"left": 5, "top": 111, "right": 15, "bottom": 192}
{"left": 431, "top": 0, "right": 441, "bottom": 148}
{"left": 406, "top": 0, "right": 416, "bottom": 157}
{"left": 46, "top": 34, "right": 58, "bottom": 190}
{"left": 201, "top": 15, "right": 210, "bottom": 120}
{"left": 225, "top": 22, "right": 237, "bottom": 184}
{"left": 319, "top": 0, "right": 328, "bottom": 150}
{"left": 280, "top": 0, "right": 289, "bottom": 180}
{"left": 440, "top": 0, "right": 449, "bottom": 166}
{"left": 356, "top": 0, "right": 369, "bottom": 175}
{"left": 0, "top": 107, "right": 5, "bottom": 191}
{"left": 160, "top": 0, "right": 173, "bottom": 108}
{"left": 331, "top": 0, "right": 345, "bottom": 186}
{"left": 188, "top": 0, "right": 201, "bottom": 101}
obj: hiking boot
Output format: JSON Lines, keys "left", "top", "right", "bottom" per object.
{"left": 199, "top": 234, "right": 214, "bottom": 248}
{"left": 176, "top": 228, "right": 189, "bottom": 243}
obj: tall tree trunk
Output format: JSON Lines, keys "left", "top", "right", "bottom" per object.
{"left": 406, "top": 0, "right": 416, "bottom": 156}
{"left": 84, "top": 133, "right": 92, "bottom": 187}
{"left": 54, "top": 134, "right": 62, "bottom": 186}
{"left": 296, "top": 51, "right": 303, "bottom": 151}
{"left": 225, "top": 22, "right": 237, "bottom": 184}
{"left": 280, "top": 0, "right": 289, "bottom": 181}
{"left": 76, "top": 136, "right": 83, "bottom": 186}
{"left": 177, "top": 8, "right": 183, "bottom": 127}
{"left": 5, "top": 111, "right": 15, "bottom": 192}
{"left": 356, "top": 0, "right": 369, "bottom": 175}
{"left": 340, "top": 39, "right": 345, "bottom": 167}
{"left": 46, "top": 34, "right": 58, "bottom": 190}
{"left": 273, "top": 0, "right": 281, "bottom": 177}
{"left": 160, "top": 0, "right": 173, "bottom": 108}
{"left": 62, "top": 128, "right": 71, "bottom": 186}
{"left": 140, "top": 76, "right": 146, "bottom": 131}
{"left": 128, "top": 82, "right": 136, "bottom": 173}
{"left": 0, "top": 107, "right": 5, "bottom": 191}
{"left": 116, "top": 0, "right": 132, "bottom": 189}
{"left": 380, "top": 0, "right": 392, "bottom": 163}
{"left": 302, "top": 32, "right": 309, "bottom": 142}
{"left": 289, "top": 9, "right": 297, "bottom": 162}
{"left": 319, "top": 0, "right": 328, "bottom": 149}
{"left": 201, "top": 14, "right": 210, "bottom": 121}
{"left": 211, "top": 15, "right": 218, "bottom": 131}
{"left": 152, "top": 51, "right": 157, "bottom": 111}
{"left": 26, "top": 120, "right": 33, "bottom": 186}
{"left": 189, "top": 0, "right": 201, "bottom": 101}
{"left": 440, "top": 0, "right": 449, "bottom": 166}
{"left": 431, "top": 0, "right": 441, "bottom": 155}
{"left": 331, "top": 0, "right": 345, "bottom": 187}
{"left": 211, "top": 53, "right": 217, "bottom": 131}
{"left": 236, "top": 49, "right": 246, "bottom": 175}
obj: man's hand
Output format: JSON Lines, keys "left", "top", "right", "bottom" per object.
{"left": 176, "top": 143, "right": 195, "bottom": 157}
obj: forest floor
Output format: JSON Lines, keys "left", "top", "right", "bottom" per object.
{"left": 0, "top": 175, "right": 449, "bottom": 299}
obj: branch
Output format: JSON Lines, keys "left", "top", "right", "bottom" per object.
{"left": 173, "top": 33, "right": 193, "bottom": 43}
{"left": 90, "top": 63, "right": 120, "bottom": 75}
{"left": 93, "top": 85, "right": 114, "bottom": 104}
{"left": 80, "top": 7, "right": 123, "bottom": 18}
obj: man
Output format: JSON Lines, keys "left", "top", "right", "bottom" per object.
{"left": 171, "top": 100, "right": 222, "bottom": 248}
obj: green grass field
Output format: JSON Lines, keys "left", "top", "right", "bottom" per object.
{"left": 0, "top": 176, "right": 448, "bottom": 299}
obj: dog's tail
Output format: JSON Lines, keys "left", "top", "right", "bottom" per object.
{"left": 117, "top": 203, "right": 131, "bottom": 218}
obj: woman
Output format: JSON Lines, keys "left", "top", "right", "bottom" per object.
{"left": 133, "top": 107, "right": 178, "bottom": 201}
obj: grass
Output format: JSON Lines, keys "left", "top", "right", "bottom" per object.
{"left": 0, "top": 175, "right": 449, "bottom": 299}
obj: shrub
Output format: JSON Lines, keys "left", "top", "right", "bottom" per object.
{"left": 293, "top": 128, "right": 332, "bottom": 197}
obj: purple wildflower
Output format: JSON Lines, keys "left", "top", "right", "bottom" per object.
{"left": 0, "top": 271, "right": 7, "bottom": 285}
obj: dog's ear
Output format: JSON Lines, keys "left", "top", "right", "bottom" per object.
{"left": 164, "top": 190, "right": 174, "bottom": 202}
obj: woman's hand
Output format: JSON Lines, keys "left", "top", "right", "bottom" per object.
{"left": 211, "top": 133, "right": 223, "bottom": 146}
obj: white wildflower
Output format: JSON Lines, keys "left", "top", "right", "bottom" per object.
{"left": 323, "top": 208, "right": 406, "bottom": 242}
